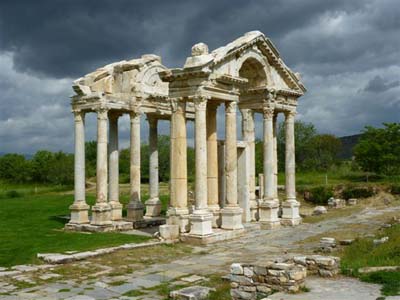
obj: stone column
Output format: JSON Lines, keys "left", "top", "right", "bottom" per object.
{"left": 145, "top": 116, "right": 162, "bottom": 217}
{"left": 281, "top": 110, "right": 301, "bottom": 226}
{"left": 221, "top": 101, "right": 243, "bottom": 230}
{"left": 127, "top": 111, "right": 144, "bottom": 222}
{"left": 168, "top": 99, "right": 189, "bottom": 232}
{"left": 259, "top": 106, "right": 280, "bottom": 229}
{"left": 108, "top": 112, "right": 122, "bottom": 221}
{"left": 273, "top": 113, "right": 278, "bottom": 199}
{"left": 91, "top": 108, "right": 112, "bottom": 226}
{"left": 207, "top": 103, "right": 220, "bottom": 227}
{"left": 241, "top": 108, "right": 258, "bottom": 221}
{"left": 189, "top": 97, "right": 213, "bottom": 236}
{"left": 69, "top": 110, "right": 89, "bottom": 224}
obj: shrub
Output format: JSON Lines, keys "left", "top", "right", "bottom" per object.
{"left": 305, "top": 186, "right": 334, "bottom": 205}
{"left": 341, "top": 186, "right": 374, "bottom": 200}
{"left": 5, "top": 190, "right": 21, "bottom": 198}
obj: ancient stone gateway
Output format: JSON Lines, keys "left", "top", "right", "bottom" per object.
{"left": 66, "top": 31, "right": 306, "bottom": 242}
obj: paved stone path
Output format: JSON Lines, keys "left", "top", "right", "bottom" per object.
{"left": 0, "top": 205, "right": 399, "bottom": 299}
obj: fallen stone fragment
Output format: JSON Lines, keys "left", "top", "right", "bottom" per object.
{"left": 373, "top": 236, "right": 389, "bottom": 245}
{"left": 339, "top": 239, "right": 354, "bottom": 245}
{"left": 313, "top": 206, "right": 327, "bottom": 215}
{"left": 181, "top": 275, "right": 206, "bottom": 283}
{"left": 347, "top": 198, "right": 357, "bottom": 206}
{"left": 170, "top": 285, "right": 215, "bottom": 300}
{"left": 358, "top": 266, "right": 400, "bottom": 274}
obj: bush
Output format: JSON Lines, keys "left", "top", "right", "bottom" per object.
{"left": 390, "top": 184, "right": 400, "bottom": 195}
{"left": 5, "top": 190, "right": 21, "bottom": 198}
{"left": 305, "top": 186, "right": 334, "bottom": 205}
{"left": 360, "top": 271, "right": 400, "bottom": 296}
{"left": 341, "top": 186, "right": 374, "bottom": 199}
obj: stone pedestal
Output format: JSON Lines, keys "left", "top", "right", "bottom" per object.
{"left": 281, "top": 200, "right": 301, "bottom": 226}
{"left": 91, "top": 203, "right": 112, "bottom": 226}
{"left": 159, "top": 224, "right": 180, "bottom": 240}
{"left": 209, "top": 205, "right": 221, "bottom": 228}
{"left": 189, "top": 212, "right": 213, "bottom": 236}
{"left": 69, "top": 202, "right": 90, "bottom": 224}
{"left": 221, "top": 207, "right": 244, "bottom": 230}
{"left": 250, "top": 200, "right": 259, "bottom": 222}
{"left": 167, "top": 207, "right": 190, "bottom": 233}
{"left": 127, "top": 201, "right": 144, "bottom": 222}
{"left": 145, "top": 198, "right": 162, "bottom": 217}
{"left": 259, "top": 200, "right": 281, "bottom": 229}
{"left": 110, "top": 201, "right": 123, "bottom": 221}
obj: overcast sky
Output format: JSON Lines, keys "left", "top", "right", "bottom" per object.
{"left": 0, "top": 0, "right": 399, "bottom": 154}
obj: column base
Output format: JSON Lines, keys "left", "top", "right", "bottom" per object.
{"left": 69, "top": 202, "right": 90, "bottom": 224}
{"left": 259, "top": 199, "right": 281, "bottom": 230}
{"left": 281, "top": 200, "right": 302, "bottom": 226}
{"left": 145, "top": 198, "right": 162, "bottom": 217}
{"left": 91, "top": 203, "right": 112, "bottom": 226}
{"left": 221, "top": 206, "right": 244, "bottom": 230}
{"left": 208, "top": 205, "right": 221, "bottom": 228}
{"left": 189, "top": 211, "right": 213, "bottom": 236}
{"left": 250, "top": 199, "right": 259, "bottom": 222}
{"left": 126, "top": 201, "right": 144, "bottom": 222}
{"left": 167, "top": 207, "right": 190, "bottom": 233}
{"left": 109, "top": 201, "right": 123, "bottom": 221}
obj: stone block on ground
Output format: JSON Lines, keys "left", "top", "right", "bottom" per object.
{"left": 170, "top": 285, "right": 214, "bottom": 300}
{"left": 312, "top": 206, "right": 327, "bottom": 215}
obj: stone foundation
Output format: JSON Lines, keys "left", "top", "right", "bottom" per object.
{"left": 65, "top": 220, "right": 133, "bottom": 232}
{"left": 230, "top": 262, "right": 307, "bottom": 300}
{"left": 290, "top": 255, "right": 340, "bottom": 277}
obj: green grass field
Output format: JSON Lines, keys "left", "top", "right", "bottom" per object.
{"left": 341, "top": 224, "right": 400, "bottom": 296}
{"left": 0, "top": 182, "right": 160, "bottom": 267}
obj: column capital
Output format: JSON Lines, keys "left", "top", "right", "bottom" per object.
{"left": 262, "top": 106, "right": 274, "bottom": 120}
{"left": 284, "top": 110, "right": 296, "bottom": 120}
{"left": 109, "top": 111, "right": 123, "bottom": 121}
{"left": 147, "top": 115, "right": 158, "bottom": 127}
{"left": 170, "top": 98, "right": 186, "bottom": 113}
{"left": 96, "top": 107, "right": 109, "bottom": 120}
{"left": 130, "top": 110, "right": 141, "bottom": 121}
{"left": 73, "top": 110, "right": 85, "bottom": 122}
{"left": 193, "top": 96, "right": 208, "bottom": 111}
{"left": 225, "top": 101, "right": 237, "bottom": 114}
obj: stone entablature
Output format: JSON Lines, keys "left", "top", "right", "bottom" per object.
{"left": 66, "top": 31, "right": 306, "bottom": 240}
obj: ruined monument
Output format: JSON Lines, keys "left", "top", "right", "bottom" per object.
{"left": 66, "top": 31, "right": 306, "bottom": 242}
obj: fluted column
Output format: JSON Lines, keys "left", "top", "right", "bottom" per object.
{"left": 108, "top": 112, "right": 122, "bottom": 221}
{"left": 68, "top": 110, "right": 89, "bottom": 225}
{"left": 241, "top": 108, "right": 257, "bottom": 221}
{"left": 127, "top": 111, "right": 144, "bottom": 221}
{"left": 281, "top": 110, "right": 301, "bottom": 226}
{"left": 207, "top": 103, "right": 220, "bottom": 227}
{"left": 259, "top": 106, "right": 280, "bottom": 229}
{"left": 189, "top": 97, "right": 213, "bottom": 236}
{"left": 91, "top": 108, "right": 112, "bottom": 226}
{"left": 168, "top": 99, "right": 189, "bottom": 232}
{"left": 221, "top": 101, "right": 243, "bottom": 230}
{"left": 273, "top": 113, "right": 278, "bottom": 199}
{"left": 145, "top": 116, "right": 162, "bottom": 217}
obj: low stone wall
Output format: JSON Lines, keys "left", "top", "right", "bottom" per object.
{"left": 230, "top": 262, "right": 307, "bottom": 300}
{"left": 230, "top": 256, "right": 340, "bottom": 299}
{"left": 291, "top": 255, "right": 340, "bottom": 277}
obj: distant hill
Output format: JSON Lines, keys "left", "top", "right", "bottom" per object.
{"left": 338, "top": 134, "right": 363, "bottom": 159}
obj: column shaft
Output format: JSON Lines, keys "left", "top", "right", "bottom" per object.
{"left": 127, "top": 111, "right": 144, "bottom": 221}
{"left": 145, "top": 116, "right": 161, "bottom": 217}
{"left": 108, "top": 113, "right": 122, "bottom": 220}
{"left": 285, "top": 111, "right": 296, "bottom": 201}
{"left": 273, "top": 113, "right": 278, "bottom": 199}
{"left": 221, "top": 101, "right": 243, "bottom": 230}
{"left": 69, "top": 110, "right": 89, "bottom": 224}
{"left": 91, "top": 108, "right": 112, "bottom": 225}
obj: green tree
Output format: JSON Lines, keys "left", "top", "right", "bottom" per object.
{"left": 0, "top": 154, "right": 32, "bottom": 183}
{"left": 304, "top": 134, "right": 342, "bottom": 171}
{"left": 354, "top": 123, "right": 400, "bottom": 175}
{"left": 31, "top": 150, "right": 54, "bottom": 182}
{"left": 85, "top": 141, "right": 97, "bottom": 177}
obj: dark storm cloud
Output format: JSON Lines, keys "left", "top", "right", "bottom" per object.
{"left": 0, "top": 0, "right": 399, "bottom": 153}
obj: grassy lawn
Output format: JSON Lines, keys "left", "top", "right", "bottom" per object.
{"left": 340, "top": 224, "right": 400, "bottom": 296}
{"left": 0, "top": 188, "right": 153, "bottom": 267}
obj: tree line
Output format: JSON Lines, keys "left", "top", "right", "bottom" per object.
{"left": 0, "top": 122, "right": 399, "bottom": 185}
